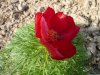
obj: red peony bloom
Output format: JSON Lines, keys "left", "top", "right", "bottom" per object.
{"left": 35, "top": 7, "right": 80, "bottom": 60}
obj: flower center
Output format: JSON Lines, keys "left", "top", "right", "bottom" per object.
{"left": 48, "top": 29, "right": 60, "bottom": 42}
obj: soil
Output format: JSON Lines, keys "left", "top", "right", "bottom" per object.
{"left": 0, "top": 0, "right": 100, "bottom": 74}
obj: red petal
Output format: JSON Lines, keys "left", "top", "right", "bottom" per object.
{"left": 49, "top": 12, "right": 69, "bottom": 33}
{"left": 56, "top": 12, "right": 66, "bottom": 19}
{"left": 62, "top": 43, "right": 76, "bottom": 58}
{"left": 64, "top": 26, "right": 80, "bottom": 42}
{"left": 66, "top": 16, "right": 76, "bottom": 30}
{"left": 40, "top": 17, "right": 49, "bottom": 40}
{"left": 58, "top": 43, "right": 76, "bottom": 58}
{"left": 51, "top": 41, "right": 76, "bottom": 58}
{"left": 49, "top": 13, "right": 80, "bottom": 34}
{"left": 35, "top": 12, "right": 42, "bottom": 38}
{"left": 60, "top": 16, "right": 80, "bottom": 42}
{"left": 40, "top": 39, "right": 66, "bottom": 60}
{"left": 43, "top": 7, "right": 55, "bottom": 28}
{"left": 50, "top": 26, "right": 79, "bottom": 57}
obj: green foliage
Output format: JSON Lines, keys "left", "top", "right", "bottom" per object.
{"left": 0, "top": 23, "right": 87, "bottom": 75}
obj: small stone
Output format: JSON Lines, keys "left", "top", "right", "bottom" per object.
{"left": 86, "top": 36, "right": 93, "bottom": 41}
{"left": 98, "top": 65, "right": 100, "bottom": 70}
{"left": 19, "top": 0, "right": 25, "bottom": 3}
{"left": 97, "top": 44, "right": 100, "bottom": 51}
{"left": 87, "top": 50, "right": 92, "bottom": 59}
{"left": 0, "top": 17, "right": 5, "bottom": 25}
{"left": 40, "top": 7, "right": 45, "bottom": 12}
{"left": 10, "top": 0, "right": 19, "bottom": 3}
{"left": 97, "top": 52, "right": 100, "bottom": 57}
{"left": 96, "top": 57, "right": 100, "bottom": 62}
{"left": 18, "top": 2, "right": 29, "bottom": 12}
{"left": 93, "top": 31, "right": 100, "bottom": 36}
{"left": 96, "top": 36, "right": 100, "bottom": 43}
{"left": 87, "top": 43, "right": 96, "bottom": 55}
{"left": 0, "top": 25, "right": 5, "bottom": 30}
{"left": 21, "top": 3, "right": 29, "bottom": 12}
{"left": 0, "top": 35, "right": 2, "bottom": 39}
{"left": 18, "top": 4, "right": 23, "bottom": 11}
{"left": 94, "top": 36, "right": 99, "bottom": 43}
{"left": 13, "top": 12, "right": 20, "bottom": 19}
{"left": 1, "top": 30, "right": 5, "bottom": 35}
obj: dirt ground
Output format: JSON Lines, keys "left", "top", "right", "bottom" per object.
{"left": 0, "top": 0, "right": 100, "bottom": 74}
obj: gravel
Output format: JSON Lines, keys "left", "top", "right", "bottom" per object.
{"left": 0, "top": 0, "right": 33, "bottom": 49}
{"left": 0, "top": 0, "right": 100, "bottom": 74}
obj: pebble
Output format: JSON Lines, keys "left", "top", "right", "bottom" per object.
{"left": 10, "top": 0, "right": 19, "bottom": 3}
{"left": 97, "top": 44, "right": 100, "bottom": 51}
{"left": 96, "top": 36, "right": 100, "bottom": 43}
{"left": 97, "top": 64, "right": 100, "bottom": 70}
{"left": 0, "top": 17, "right": 5, "bottom": 25}
{"left": 87, "top": 43, "right": 96, "bottom": 55}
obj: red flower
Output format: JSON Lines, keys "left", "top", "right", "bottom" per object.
{"left": 35, "top": 7, "right": 80, "bottom": 60}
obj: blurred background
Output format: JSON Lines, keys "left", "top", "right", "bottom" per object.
{"left": 0, "top": 0, "right": 100, "bottom": 74}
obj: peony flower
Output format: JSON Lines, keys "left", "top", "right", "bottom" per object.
{"left": 35, "top": 7, "right": 80, "bottom": 60}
